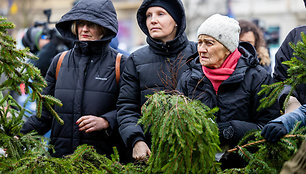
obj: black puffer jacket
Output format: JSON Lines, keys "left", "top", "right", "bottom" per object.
{"left": 21, "top": 0, "right": 127, "bottom": 157}
{"left": 117, "top": 0, "right": 197, "bottom": 149}
{"left": 177, "top": 42, "right": 280, "bottom": 147}
{"left": 274, "top": 26, "right": 306, "bottom": 105}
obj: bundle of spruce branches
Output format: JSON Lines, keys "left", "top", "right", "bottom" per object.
{"left": 140, "top": 91, "right": 221, "bottom": 173}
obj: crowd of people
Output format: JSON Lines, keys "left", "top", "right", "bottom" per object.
{"left": 18, "top": 0, "right": 305, "bottom": 171}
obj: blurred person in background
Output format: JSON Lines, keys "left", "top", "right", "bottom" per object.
{"left": 176, "top": 14, "right": 280, "bottom": 169}
{"left": 117, "top": 0, "right": 197, "bottom": 161}
{"left": 110, "top": 36, "right": 130, "bottom": 57}
{"left": 239, "top": 19, "right": 271, "bottom": 73}
{"left": 21, "top": 0, "right": 127, "bottom": 160}
{"left": 22, "top": 26, "right": 72, "bottom": 77}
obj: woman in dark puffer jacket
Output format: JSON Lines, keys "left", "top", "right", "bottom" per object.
{"left": 117, "top": 0, "right": 197, "bottom": 161}
{"left": 21, "top": 0, "right": 127, "bottom": 158}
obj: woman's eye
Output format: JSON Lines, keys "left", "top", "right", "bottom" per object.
{"left": 207, "top": 42, "right": 213, "bottom": 46}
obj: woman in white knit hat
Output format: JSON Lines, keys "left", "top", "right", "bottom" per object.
{"left": 177, "top": 14, "right": 280, "bottom": 169}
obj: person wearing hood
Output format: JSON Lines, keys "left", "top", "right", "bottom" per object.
{"left": 117, "top": 0, "right": 197, "bottom": 161}
{"left": 176, "top": 14, "right": 280, "bottom": 169}
{"left": 21, "top": 0, "right": 127, "bottom": 158}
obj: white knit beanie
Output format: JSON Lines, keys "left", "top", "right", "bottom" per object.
{"left": 197, "top": 14, "right": 240, "bottom": 52}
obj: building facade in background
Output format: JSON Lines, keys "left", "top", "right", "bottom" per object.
{"left": 1, "top": 0, "right": 305, "bottom": 55}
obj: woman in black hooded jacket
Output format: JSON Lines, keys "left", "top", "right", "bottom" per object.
{"left": 21, "top": 0, "right": 126, "bottom": 158}
{"left": 117, "top": 0, "right": 197, "bottom": 160}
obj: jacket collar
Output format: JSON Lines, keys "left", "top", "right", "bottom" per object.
{"left": 74, "top": 40, "right": 110, "bottom": 57}
{"left": 146, "top": 33, "right": 189, "bottom": 55}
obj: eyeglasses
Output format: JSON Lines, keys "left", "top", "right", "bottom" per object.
{"left": 77, "top": 20, "right": 99, "bottom": 28}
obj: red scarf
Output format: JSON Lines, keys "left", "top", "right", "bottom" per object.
{"left": 202, "top": 48, "right": 241, "bottom": 93}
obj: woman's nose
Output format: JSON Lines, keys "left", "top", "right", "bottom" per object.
{"left": 150, "top": 15, "right": 157, "bottom": 23}
{"left": 198, "top": 45, "right": 207, "bottom": 53}
{"left": 82, "top": 25, "right": 89, "bottom": 31}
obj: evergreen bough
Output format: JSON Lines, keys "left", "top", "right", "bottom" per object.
{"left": 0, "top": 16, "right": 63, "bottom": 124}
{"left": 258, "top": 32, "right": 306, "bottom": 110}
{"left": 140, "top": 91, "right": 221, "bottom": 173}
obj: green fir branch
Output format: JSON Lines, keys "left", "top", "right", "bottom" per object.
{"left": 258, "top": 32, "right": 306, "bottom": 110}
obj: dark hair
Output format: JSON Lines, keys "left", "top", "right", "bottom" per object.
{"left": 238, "top": 20, "right": 270, "bottom": 66}
{"left": 238, "top": 20, "right": 266, "bottom": 50}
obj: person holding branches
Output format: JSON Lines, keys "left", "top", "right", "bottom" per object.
{"left": 177, "top": 14, "right": 280, "bottom": 168}
{"left": 117, "top": 0, "right": 197, "bottom": 161}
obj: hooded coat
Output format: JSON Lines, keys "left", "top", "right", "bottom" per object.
{"left": 21, "top": 0, "right": 126, "bottom": 158}
{"left": 274, "top": 26, "right": 306, "bottom": 105}
{"left": 117, "top": 0, "right": 197, "bottom": 149}
{"left": 177, "top": 42, "right": 280, "bottom": 147}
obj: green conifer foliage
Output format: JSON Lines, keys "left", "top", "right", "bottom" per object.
{"left": 0, "top": 17, "right": 63, "bottom": 124}
{"left": 1, "top": 144, "right": 144, "bottom": 173}
{"left": 0, "top": 16, "right": 58, "bottom": 160}
{"left": 140, "top": 91, "right": 221, "bottom": 173}
{"left": 258, "top": 32, "right": 306, "bottom": 110}
{"left": 222, "top": 124, "right": 305, "bottom": 174}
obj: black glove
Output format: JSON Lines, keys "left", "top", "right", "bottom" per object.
{"left": 218, "top": 122, "right": 236, "bottom": 146}
{"left": 261, "top": 122, "right": 287, "bottom": 142}
{"left": 218, "top": 121, "right": 259, "bottom": 147}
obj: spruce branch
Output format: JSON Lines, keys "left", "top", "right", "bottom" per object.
{"left": 258, "top": 32, "right": 306, "bottom": 110}
{"left": 140, "top": 91, "right": 221, "bottom": 173}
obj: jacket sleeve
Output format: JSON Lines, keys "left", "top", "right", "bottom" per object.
{"left": 273, "top": 28, "right": 297, "bottom": 82}
{"left": 100, "top": 54, "right": 128, "bottom": 136}
{"left": 252, "top": 69, "right": 281, "bottom": 127}
{"left": 219, "top": 68, "right": 281, "bottom": 146}
{"left": 270, "top": 104, "right": 306, "bottom": 132}
{"left": 117, "top": 55, "right": 145, "bottom": 148}
{"left": 176, "top": 70, "right": 190, "bottom": 96}
{"left": 218, "top": 120, "right": 258, "bottom": 146}
{"left": 21, "top": 53, "right": 61, "bottom": 135}
{"left": 101, "top": 110, "right": 117, "bottom": 135}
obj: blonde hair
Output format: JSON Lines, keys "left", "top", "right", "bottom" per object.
{"left": 257, "top": 46, "right": 271, "bottom": 66}
{"left": 71, "top": 21, "right": 77, "bottom": 35}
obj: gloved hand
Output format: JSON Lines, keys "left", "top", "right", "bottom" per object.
{"left": 261, "top": 122, "right": 287, "bottom": 142}
{"left": 218, "top": 122, "right": 235, "bottom": 146}
{"left": 218, "top": 120, "right": 259, "bottom": 146}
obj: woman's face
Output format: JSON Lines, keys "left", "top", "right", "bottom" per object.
{"left": 146, "top": 6, "right": 177, "bottom": 43}
{"left": 240, "top": 31, "right": 256, "bottom": 47}
{"left": 77, "top": 20, "right": 104, "bottom": 41}
{"left": 198, "top": 35, "right": 230, "bottom": 69}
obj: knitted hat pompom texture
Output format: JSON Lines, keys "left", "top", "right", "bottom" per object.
{"left": 197, "top": 14, "right": 241, "bottom": 52}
